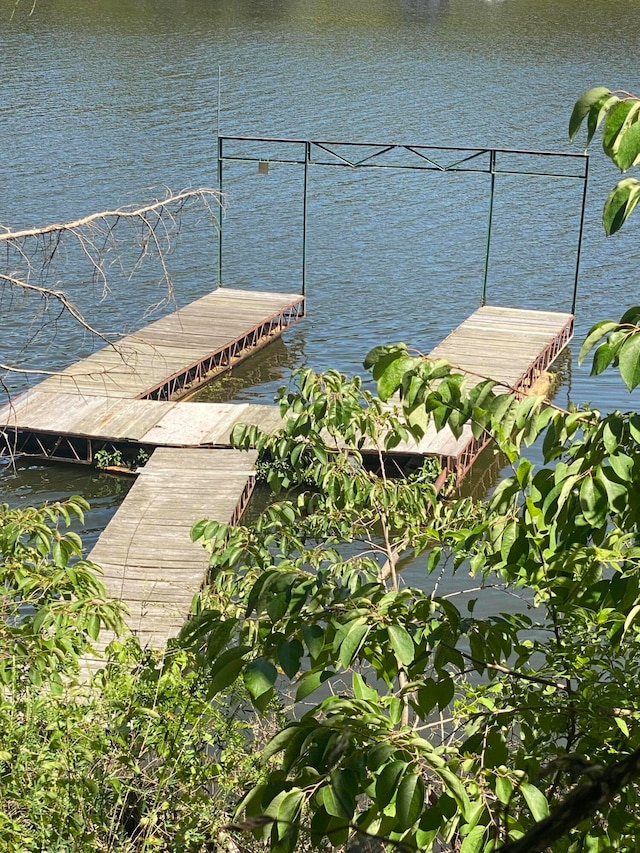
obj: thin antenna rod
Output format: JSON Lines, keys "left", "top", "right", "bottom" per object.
{"left": 216, "top": 65, "right": 221, "bottom": 139}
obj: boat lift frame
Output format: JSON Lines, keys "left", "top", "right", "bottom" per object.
{"left": 216, "top": 136, "right": 589, "bottom": 314}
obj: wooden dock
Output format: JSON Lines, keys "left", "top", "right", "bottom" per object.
{"left": 1, "top": 299, "right": 573, "bottom": 651}
{"left": 386, "top": 305, "right": 574, "bottom": 482}
{"left": 0, "top": 392, "right": 283, "bottom": 463}
{"left": 35, "top": 288, "right": 304, "bottom": 401}
{"left": 87, "top": 447, "right": 257, "bottom": 650}
{"left": 0, "top": 304, "right": 572, "bottom": 480}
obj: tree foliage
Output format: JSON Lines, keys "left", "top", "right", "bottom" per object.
{"left": 175, "top": 343, "right": 640, "bottom": 852}
{"left": 6, "top": 334, "right": 640, "bottom": 852}
{"left": 570, "top": 86, "right": 640, "bottom": 233}
{"left": 0, "top": 499, "right": 282, "bottom": 852}
{"left": 0, "top": 496, "right": 124, "bottom": 694}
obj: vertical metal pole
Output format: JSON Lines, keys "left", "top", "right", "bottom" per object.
{"left": 217, "top": 135, "right": 223, "bottom": 289}
{"left": 481, "top": 149, "right": 496, "bottom": 307}
{"left": 302, "top": 141, "right": 310, "bottom": 300}
{"left": 216, "top": 65, "right": 221, "bottom": 140}
{"left": 571, "top": 155, "right": 589, "bottom": 317}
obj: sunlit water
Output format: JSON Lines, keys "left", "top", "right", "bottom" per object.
{"left": 1, "top": 0, "right": 639, "bottom": 599}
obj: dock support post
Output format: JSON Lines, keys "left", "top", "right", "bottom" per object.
{"left": 481, "top": 149, "right": 496, "bottom": 307}
{"left": 302, "top": 141, "right": 310, "bottom": 299}
{"left": 572, "top": 155, "right": 589, "bottom": 316}
{"left": 217, "top": 135, "right": 223, "bottom": 288}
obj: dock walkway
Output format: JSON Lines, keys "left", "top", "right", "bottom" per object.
{"left": 36, "top": 287, "right": 304, "bottom": 401}
{"left": 87, "top": 447, "right": 257, "bottom": 650}
{"left": 391, "top": 305, "right": 573, "bottom": 481}
{"left": 0, "top": 305, "right": 572, "bottom": 470}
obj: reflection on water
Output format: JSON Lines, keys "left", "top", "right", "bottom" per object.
{"left": 190, "top": 333, "right": 306, "bottom": 403}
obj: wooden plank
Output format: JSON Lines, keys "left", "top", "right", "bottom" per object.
{"left": 139, "top": 402, "right": 241, "bottom": 446}
{"left": 0, "top": 391, "right": 106, "bottom": 433}
{"left": 74, "top": 399, "right": 179, "bottom": 441}
{"left": 86, "top": 447, "right": 257, "bottom": 651}
{"left": 30, "top": 288, "right": 303, "bottom": 401}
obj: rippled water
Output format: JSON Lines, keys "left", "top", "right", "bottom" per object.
{"left": 2, "top": 0, "right": 640, "bottom": 553}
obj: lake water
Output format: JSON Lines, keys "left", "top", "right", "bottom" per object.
{"left": 2, "top": 0, "right": 640, "bottom": 595}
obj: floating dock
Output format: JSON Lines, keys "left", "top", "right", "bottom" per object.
{"left": 85, "top": 447, "right": 257, "bottom": 650}
{"left": 0, "top": 304, "right": 571, "bottom": 473}
{"left": 394, "top": 305, "right": 574, "bottom": 483}
{"left": 35, "top": 287, "right": 304, "bottom": 401}
{"left": 0, "top": 393, "right": 283, "bottom": 463}
{"left": 0, "top": 296, "right": 573, "bottom": 649}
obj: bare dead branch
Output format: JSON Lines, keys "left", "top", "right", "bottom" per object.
{"left": 0, "top": 189, "right": 221, "bottom": 244}
{"left": 0, "top": 272, "right": 110, "bottom": 345}
{"left": 0, "top": 187, "right": 222, "bottom": 386}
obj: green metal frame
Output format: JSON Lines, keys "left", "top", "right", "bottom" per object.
{"left": 217, "top": 136, "right": 589, "bottom": 314}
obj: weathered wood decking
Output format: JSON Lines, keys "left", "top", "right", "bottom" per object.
{"left": 0, "top": 304, "right": 572, "bottom": 477}
{"left": 0, "top": 392, "right": 283, "bottom": 461}
{"left": 87, "top": 447, "right": 257, "bottom": 650}
{"left": 389, "top": 305, "right": 574, "bottom": 481}
{"left": 2, "top": 299, "right": 573, "bottom": 651}
{"left": 36, "top": 288, "right": 304, "bottom": 400}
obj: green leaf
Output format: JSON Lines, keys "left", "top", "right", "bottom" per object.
{"left": 602, "top": 100, "right": 638, "bottom": 157}
{"left": 436, "top": 767, "right": 471, "bottom": 819}
{"left": 579, "top": 474, "right": 608, "bottom": 528}
{"left": 277, "top": 638, "right": 304, "bottom": 679}
{"left": 244, "top": 658, "right": 277, "bottom": 712}
{"left": 609, "top": 452, "right": 634, "bottom": 481}
{"left": 396, "top": 770, "right": 424, "bottom": 830}
{"left": 337, "top": 620, "right": 370, "bottom": 669}
{"left": 207, "top": 645, "right": 249, "bottom": 698}
{"left": 614, "top": 115, "right": 640, "bottom": 171}
{"left": 352, "top": 672, "right": 378, "bottom": 702}
{"left": 86, "top": 613, "right": 100, "bottom": 642}
{"left": 379, "top": 356, "right": 423, "bottom": 401}
{"left": 435, "top": 676, "right": 455, "bottom": 711}
{"left": 597, "top": 467, "right": 627, "bottom": 510}
{"left": 263, "top": 725, "right": 301, "bottom": 760}
{"left": 586, "top": 93, "right": 621, "bottom": 147}
{"left": 620, "top": 306, "right": 640, "bottom": 325}
{"left": 295, "top": 668, "right": 333, "bottom": 702}
{"left": 603, "top": 177, "right": 640, "bottom": 235}
{"left": 268, "top": 788, "right": 304, "bottom": 851}
{"left": 366, "top": 742, "right": 396, "bottom": 771}
{"left": 375, "top": 760, "right": 408, "bottom": 809}
{"left": 302, "top": 624, "right": 325, "bottom": 661}
{"left": 495, "top": 775, "right": 513, "bottom": 805}
{"left": 387, "top": 623, "right": 415, "bottom": 666}
{"left": 578, "top": 320, "right": 620, "bottom": 366}
{"left": 618, "top": 332, "right": 640, "bottom": 390}
{"left": 363, "top": 343, "right": 408, "bottom": 372}
{"left": 460, "top": 825, "right": 487, "bottom": 853}
{"left": 614, "top": 715, "right": 630, "bottom": 737}
{"left": 591, "top": 342, "right": 615, "bottom": 376}
{"left": 520, "top": 782, "right": 549, "bottom": 822}
{"left": 327, "top": 769, "right": 358, "bottom": 819}
{"left": 569, "top": 86, "right": 612, "bottom": 140}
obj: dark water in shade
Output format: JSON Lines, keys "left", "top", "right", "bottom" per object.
{"left": 1, "top": 0, "right": 640, "bottom": 591}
